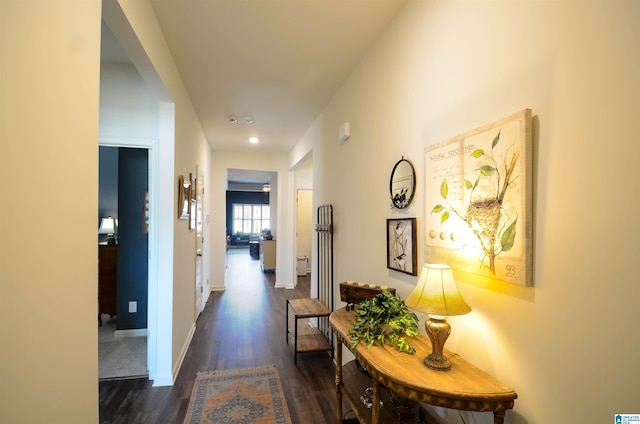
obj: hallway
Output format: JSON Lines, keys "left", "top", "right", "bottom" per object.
{"left": 99, "top": 248, "right": 337, "bottom": 423}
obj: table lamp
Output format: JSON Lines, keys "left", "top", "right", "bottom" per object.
{"left": 98, "top": 216, "right": 117, "bottom": 245}
{"left": 405, "top": 264, "right": 471, "bottom": 370}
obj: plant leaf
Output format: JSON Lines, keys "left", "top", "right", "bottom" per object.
{"left": 405, "top": 327, "right": 419, "bottom": 337}
{"left": 479, "top": 165, "right": 496, "bottom": 176}
{"left": 432, "top": 204, "right": 444, "bottom": 214}
{"left": 471, "top": 149, "right": 484, "bottom": 158}
{"left": 465, "top": 180, "right": 473, "bottom": 189}
{"left": 440, "top": 179, "right": 448, "bottom": 198}
{"left": 347, "top": 291, "right": 418, "bottom": 354}
{"left": 397, "top": 338, "right": 416, "bottom": 354}
{"left": 492, "top": 130, "right": 501, "bottom": 149}
{"left": 501, "top": 218, "right": 517, "bottom": 252}
{"left": 441, "top": 210, "right": 450, "bottom": 224}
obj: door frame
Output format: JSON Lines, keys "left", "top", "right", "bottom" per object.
{"left": 99, "top": 125, "right": 175, "bottom": 385}
{"left": 195, "top": 166, "right": 205, "bottom": 318}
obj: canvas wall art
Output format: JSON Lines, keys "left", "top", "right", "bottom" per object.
{"left": 425, "top": 109, "right": 533, "bottom": 286}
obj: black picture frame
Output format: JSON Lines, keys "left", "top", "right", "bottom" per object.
{"left": 386, "top": 218, "right": 418, "bottom": 276}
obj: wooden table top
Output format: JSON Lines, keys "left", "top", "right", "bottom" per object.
{"left": 330, "top": 308, "right": 517, "bottom": 410}
{"left": 287, "top": 298, "right": 331, "bottom": 318}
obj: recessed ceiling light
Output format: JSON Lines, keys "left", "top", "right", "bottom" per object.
{"left": 228, "top": 116, "right": 238, "bottom": 124}
{"left": 249, "top": 137, "right": 259, "bottom": 144}
{"left": 244, "top": 116, "right": 254, "bottom": 124}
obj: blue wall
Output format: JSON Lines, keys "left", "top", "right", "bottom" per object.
{"left": 116, "top": 148, "right": 149, "bottom": 330}
{"left": 98, "top": 147, "right": 149, "bottom": 330}
{"left": 98, "top": 146, "right": 118, "bottom": 244}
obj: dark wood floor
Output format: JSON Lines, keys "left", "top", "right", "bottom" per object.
{"left": 99, "top": 249, "right": 338, "bottom": 424}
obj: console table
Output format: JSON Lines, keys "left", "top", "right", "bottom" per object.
{"left": 330, "top": 308, "right": 517, "bottom": 424}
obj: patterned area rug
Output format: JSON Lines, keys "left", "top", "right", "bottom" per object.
{"left": 184, "top": 365, "right": 292, "bottom": 424}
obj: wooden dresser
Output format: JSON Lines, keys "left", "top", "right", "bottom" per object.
{"left": 330, "top": 308, "right": 517, "bottom": 424}
{"left": 98, "top": 244, "right": 117, "bottom": 325}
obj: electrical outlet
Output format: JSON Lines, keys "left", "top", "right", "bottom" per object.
{"left": 129, "top": 301, "right": 137, "bottom": 313}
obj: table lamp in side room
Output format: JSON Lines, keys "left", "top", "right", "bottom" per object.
{"left": 98, "top": 216, "right": 118, "bottom": 245}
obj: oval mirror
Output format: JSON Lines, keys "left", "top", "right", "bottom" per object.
{"left": 390, "top": 158, "right": 416, "bottom": 209}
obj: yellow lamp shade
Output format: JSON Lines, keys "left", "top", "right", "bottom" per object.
{"left": 405, "top": 264, "right": 471, "bottom": 317}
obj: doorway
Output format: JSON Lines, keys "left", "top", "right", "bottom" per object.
{"left": 296, "top": 189, "right": 313, "bottom": 285}
{"left": 98, "top": 146, "right": 149, "bottom": 380}
{"left": 195, "top": 167, "right": 205, "bottom": 318}
{"left": 224, "top": 169, "right": 276, "bottom": 281}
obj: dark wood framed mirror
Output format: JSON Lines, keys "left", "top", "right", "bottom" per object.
{"left": 390, "top": 157, "right": 416, "bottom": 209}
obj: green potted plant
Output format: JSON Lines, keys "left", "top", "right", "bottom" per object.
{"left": 348, "top": 291, "right": 420, "bottom": 354}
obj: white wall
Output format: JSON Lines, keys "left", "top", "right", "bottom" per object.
{"left": 0, "top": 1, "right": 102, "bottom": 423}
{"left": 99, "top": 62, "right": 159, "bottom": 140}
{"left": 115, "top": 0, "right": 212, "bottom": 382}
{"left": 294, "top": 1, "right": 640, "bottom": 422}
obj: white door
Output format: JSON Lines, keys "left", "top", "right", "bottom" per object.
{"left": 195, "top": 167, "right": 205, "bottom": 317}
{"left": 296, "top": 189, "right": 313, "bottom": 279}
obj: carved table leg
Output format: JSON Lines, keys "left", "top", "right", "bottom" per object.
{"left": 335, "top": 340, "right": 343, "bottom": 423}
{"left": 372, "top": 379, "right": 380, "bottom": 424}
{"left": 493, "top": 410, "right": 505, "bottom": 424}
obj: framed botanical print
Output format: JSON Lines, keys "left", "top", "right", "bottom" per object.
{"left": 386, "top": 218, "right": 418, "bottom": 276}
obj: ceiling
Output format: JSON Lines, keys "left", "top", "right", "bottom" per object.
{"left": 101, "top": 1, "right": 406, "bottom": 185}
{"left": 102, "top": 0, "right": 407, "bottom": 157}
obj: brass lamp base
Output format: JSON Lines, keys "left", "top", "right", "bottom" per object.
{"left": 424, "top": 316, "right": 452, "bottom": 371}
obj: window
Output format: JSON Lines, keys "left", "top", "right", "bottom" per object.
{"left": 232, "top": 204, "right": 270, "bottom": 234}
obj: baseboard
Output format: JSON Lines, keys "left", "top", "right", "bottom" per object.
{"left": 114, "top": 328, "right": 148, "bottom": 338}
{"left": 172, "top": 321, "right": 196, "bottom": 381}
{"left": 151, "top": 373, "right": 174, "bottom": 387}
{"left": 275, "top": 280, "right": 295, "bottom": 289}
{"left": 210, "top": 284, "right": 226, "bottom": 291}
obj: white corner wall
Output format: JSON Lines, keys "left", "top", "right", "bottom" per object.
{"left": 0, "top": 1, "right": 102, "bottom": 423}
{"left": 295, "top": 1, "right": 640, "bottom": 422}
